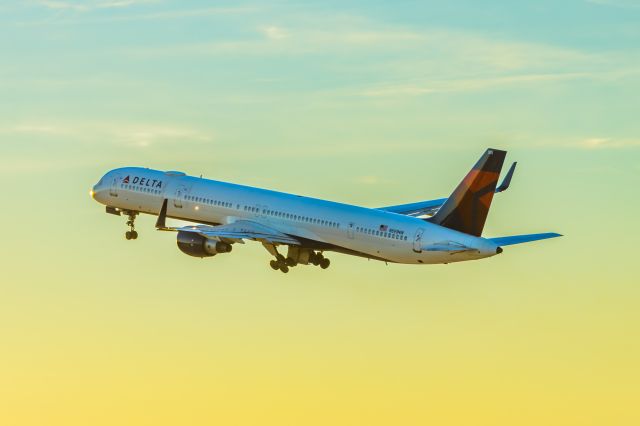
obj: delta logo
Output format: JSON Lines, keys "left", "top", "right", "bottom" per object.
{"left": 123, "top": 175, "right": 163, "bottom": 188}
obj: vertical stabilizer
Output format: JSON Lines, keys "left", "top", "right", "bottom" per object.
{"left": 429, "top": 148, "right": 506, "bottom": 236}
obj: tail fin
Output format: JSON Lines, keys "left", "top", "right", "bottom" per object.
{"left": 429, "top": 148, "right": 506, "bottom": 236}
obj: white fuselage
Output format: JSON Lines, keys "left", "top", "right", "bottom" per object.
{"left": 91, "top": 167, "right": 500, "bottom": 264}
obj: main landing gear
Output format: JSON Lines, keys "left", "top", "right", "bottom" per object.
{"left": 270, "top": 254, "right": 290, "bottom": 274}
{"left": 309, "top": 252, "right": 331, "bottom": 269}
{"left": 124, "top": 211, "right": 139, "bottom": 240}
{"left": 265, "top": 246, "right": 331, "bottom": 273}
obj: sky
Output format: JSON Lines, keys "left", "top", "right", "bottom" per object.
{"left": 1, "top": 1, "right": 639, "bottom": 425}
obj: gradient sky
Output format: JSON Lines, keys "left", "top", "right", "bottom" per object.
{"left": 1, "top": 1, "right": 639, "bottom": 425}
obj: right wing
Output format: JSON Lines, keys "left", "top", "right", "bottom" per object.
{"left": 377, "top": 198, "right": 447, "bottom": 217}
{"left": 377, "top": 161, "right": 516, "bottom": 218}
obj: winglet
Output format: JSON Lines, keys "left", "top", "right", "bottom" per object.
{"left": 495, "top": 162, "right": 517, "bottom": 193}
{"left": 156, "top": 199, "right": 168, "bottom": 229}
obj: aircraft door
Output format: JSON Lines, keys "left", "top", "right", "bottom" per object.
{"left": 109, "top": 175, "right": 119, "bottom": 197}
{"left": 174, "top": 185, "right": 187, "bottom": 208}
{"left": 413, "top": 228, "right": 425, "bottom": 253}
{"left": 347, "top": 222, "right": 355, "bottom": 239}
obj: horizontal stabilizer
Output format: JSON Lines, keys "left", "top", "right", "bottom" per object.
{"left": 489, "top": 232, "right": 562, "bottom": 246}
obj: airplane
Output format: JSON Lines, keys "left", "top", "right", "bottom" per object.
{"left": 90, "top": 148, "right": 561, "bottom": 273}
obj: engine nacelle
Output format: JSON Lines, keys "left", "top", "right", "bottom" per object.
{"left": 177, "top": 231, "right": 233, "bottom": 258}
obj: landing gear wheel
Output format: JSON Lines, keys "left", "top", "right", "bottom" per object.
{"left": 270, "top": 250, "right": 292, "bottom": 273}
{"left": 285, "top": 257, "right": 297, "bottom": 267}
{"left": 130, "top": 231, "right": 138, "bottom": 240}
{"left": 125, "top": 231, "right": 132, "bottom": 240}
{"left": 320, "top": 258, "right": 331, "bottom": 269}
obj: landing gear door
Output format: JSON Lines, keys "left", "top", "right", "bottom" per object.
{"left": 413, "top": 228, "right": 424, "bottom": 253}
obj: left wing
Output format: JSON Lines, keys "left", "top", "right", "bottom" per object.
{"left": 174, "top": 221, "right": 301, "bottom": 246}
{"left": 155, "top": 199, "right": 301, "bottom": 245}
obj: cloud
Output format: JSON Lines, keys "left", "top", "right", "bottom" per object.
{"left": 129, "top": 6, "right": 257, "bottom": 21}
{"left": 35, "top": 0, "right": 157, "bottom": 11}
{"left": 17, "top": 5, "right": 257, "bottom": 27}
{"left": 260, "top": 26, "right": 289, "bottom": 40}
{"left": 128, "top": 25, "right": 427, "bottom": 57}
{"left": 9, "top": 123, "right": 73, "bottom": 135}
{"left": 356, "top": 175, "right": 381, "bottom": 185}
{"left": 112, "top": 125, "right": 213, "bottom": 148}
{"left": 579, "top": 137, "right": 640, "bottom": 149}
{"left": 0, "top": 121, "right": 213, "bottom": 148}
{"left": 125, "top": 24, "right": 606, "bottom": 90}
{"left": 362, "top": 72, "right": 593, "bottom": 97}
{"left": 586, "top": 0, "right": 640, "bottom": 8}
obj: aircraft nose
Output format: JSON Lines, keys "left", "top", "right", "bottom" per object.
{"left": 90, "top": 181, "right": 102, "bottom": 199}
{"left": 90, "top": 182, "right": 99, "bottom": 199}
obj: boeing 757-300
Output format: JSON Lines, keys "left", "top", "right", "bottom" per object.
{"left": 90, "top": 148, "right": 560, "bottom": 273}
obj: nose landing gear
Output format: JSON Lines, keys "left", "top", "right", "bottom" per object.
{"left": 124, "top": 211, "right": 139, "bottom": 240}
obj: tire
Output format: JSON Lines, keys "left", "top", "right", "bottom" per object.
{"left": 320, "top": 258, "right": 331, "bottom": 269}
{"left": 131, "top": 231, "right": 138, "bottom": 240}
{"left": 270, "top": 260, "right": 279, "bottom": 270}
{"left": 280, "top": 266, "right": 289, "bottom": 274}
{"left": 286, "top": 257, "right": 297, "bottom": 267}
{"left": 125, "top": 231, "right": 132, "bottom": 240}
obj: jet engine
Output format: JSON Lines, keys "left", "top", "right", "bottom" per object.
{"left": 177, "top": 231, "right": 233, "bottom": 258}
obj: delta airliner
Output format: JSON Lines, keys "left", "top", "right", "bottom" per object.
{"left": 90, "top": 148, "right": 560, "bottom": 273}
